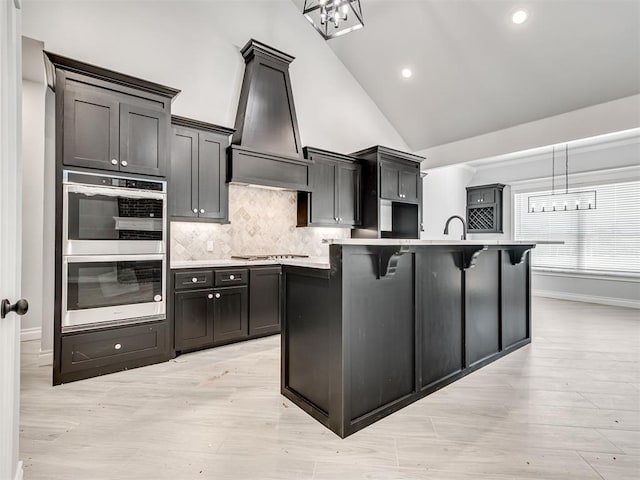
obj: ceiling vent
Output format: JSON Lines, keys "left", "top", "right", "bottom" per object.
{"left": 229, "top": 39, "right": 311, "bottom": 191}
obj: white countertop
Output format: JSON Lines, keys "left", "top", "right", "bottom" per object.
{"left": 171, "top": 241, "right": 562, "bottom": 270}
{"left": 171, "top": 257, "right": 331, "bottom": 270}
{"left": 323, "top": 239, "right": 563, "bottom": 246}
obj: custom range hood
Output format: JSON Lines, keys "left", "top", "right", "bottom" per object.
{"left": 229, "top": 39, "right": 311, "bottom": 191}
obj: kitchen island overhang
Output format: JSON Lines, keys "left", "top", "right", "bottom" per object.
{"left": 281, "top": 240, "right": 543, "bottom": 438}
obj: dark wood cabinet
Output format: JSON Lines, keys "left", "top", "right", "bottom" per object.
{"left": 119, "top": 104, "right": 169, "bottom": 176}
{"left": 59, "top": 321, "right": 169, "bottom": 382}
{"left": 170, "top": 117, "right": 234, "bottom": 222}
{"left": 249, "top": 266, "right": 281, "bottom": 336}
{"left": 351, "top": 146, "right": 424, "bottom": 239}
{"left": 63, "top": 84, "right": 119, "bottom": 171}
{"left": 466, "top": 184, "right": 505, "bottom": 233}
{"left": 174, "top": 289, "right": 214, "bottom": 350}
{"left": 213, "top": 286, "right": 249, "bottom": 344}
{"left": 297, "top": 147, "right": 361, "bottom": 228}
{"left": 173, "top": 265, "right": 281, "bottom": 353}
{"left": 46, "top": 52, "right": 180, "bottom": 385}
{"left": 62, "top": 80, "right": 170, "bottom": 177}
{"left": 380, "top": 160, "right": 420, "bottom": 203}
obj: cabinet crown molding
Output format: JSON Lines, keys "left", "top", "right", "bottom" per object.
{"left": 351, "top": 145, "right": 425, "bottom": 164}
{"left": 43, "top": 51, "right": 181, "bottom": 100}
{"left": 171, "top": 115, "right": 235, "bottom": 136}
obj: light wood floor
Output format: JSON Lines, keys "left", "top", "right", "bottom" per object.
{"left": 20, "top": 298, "right": 639, "bottom": 479}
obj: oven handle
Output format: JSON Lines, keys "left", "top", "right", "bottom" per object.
{"left": 65, "top": 184, "right": 166, "bottom": 200}
{"left": 64, "top": 254, "right": 165, "bottom": 263}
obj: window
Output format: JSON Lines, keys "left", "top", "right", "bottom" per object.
{"left": 514, "top": 181, "right": 640, "bottom": 274}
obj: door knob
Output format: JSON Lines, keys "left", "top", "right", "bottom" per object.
{"left": 1, "top": 298, "right": 28, "bottom": 319}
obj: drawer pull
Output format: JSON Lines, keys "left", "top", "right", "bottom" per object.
{"left": 192, "top": 277, "right": 198, "bottom": 283}
{"left": 114, "top": 343, "right": 122, "bottom": 350}
{"left": 215, "top": 293, "right": 221, "bottom": 299}
{"left": 229, "top": 274, "right": 235, "bottom": 280}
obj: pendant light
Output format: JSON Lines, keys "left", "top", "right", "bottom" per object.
{"left": 303, "top": 0, "right": 364, "bottom": 40}
{"left": 528, "top": 145, "right": 597, "bottom": 213}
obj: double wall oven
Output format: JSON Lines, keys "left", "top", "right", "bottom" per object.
{"left": 61, "top": 171, "right": 167, "bottom": 332}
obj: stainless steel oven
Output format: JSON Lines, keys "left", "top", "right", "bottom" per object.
{"left": 62, "top": 254, "right": 166, "bottom": 332}
{"left": 63, "top": 171, "right": 166, "bottom": 255}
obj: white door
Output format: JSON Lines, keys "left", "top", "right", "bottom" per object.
{"left": 0, "top": 1, "right": 24, "bottom": 480}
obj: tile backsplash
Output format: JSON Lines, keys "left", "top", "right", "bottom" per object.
{"left": 170, "top": 185, "right": 351, "bottom": 260}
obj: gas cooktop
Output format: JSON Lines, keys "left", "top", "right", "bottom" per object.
{"left": 231, "top": 254, "right": 309, "bottom": 261}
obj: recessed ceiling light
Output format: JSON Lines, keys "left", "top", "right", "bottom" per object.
{"left": 401, "top": 68, "right": 412, "bottom": 78}
{"left": 512, "top": 9, "right": 528, "bottom": 25}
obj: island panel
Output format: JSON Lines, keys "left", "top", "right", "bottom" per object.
{"left": 418, "top": 248, "right": 464, "bottom": 388}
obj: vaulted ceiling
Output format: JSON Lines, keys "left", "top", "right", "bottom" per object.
{"left": 293, "top": 0, "right": 640, "bottom": 151}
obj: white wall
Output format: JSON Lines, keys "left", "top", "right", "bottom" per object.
{"left": 420, "top": 164, "right": 475, "bottom": 240}
{"left": 21, "top": 0, "right": 407, "bottom": 153}
{"left": 532, "top": 271, "right": 640, "bottom": 310}
{"left": 20, "top": 79, "right": 45, "bottom": 339}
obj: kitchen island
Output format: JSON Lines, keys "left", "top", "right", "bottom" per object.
{"left": 281, "top": 239, "right": 539, "bottom": 438}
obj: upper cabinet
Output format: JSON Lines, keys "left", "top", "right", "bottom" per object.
{"left": 466, "top": 184, "right": 505, "bottom": 233}
{"left": 297, "top": 147, "right": 361, "bottom": 228}
{"left": 170, "top": 117, "right": 235, "bottom": 223}
{"left": 45, "top": 51, "right": 180, "bottom": 177}
{"left": 351, "top": 146, "right": 425, "bottom": 239}
{"left": 380, "top": 160, "right": 420, "bottom": 203}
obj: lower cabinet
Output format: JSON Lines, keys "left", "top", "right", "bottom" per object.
{"left": 213, "top": 286, "right": 249, "bottom": 344}
{"left": 174, "top": 289, "right": 214, "bottom": 351}
{"left": 173, "top": 265, "right": 281, "bottom": 353}
{"left": 249, "top": 266, "right": 281, "bottom": 336}
{"left": 57, "top": 321, "right": 171, "bottom": 383}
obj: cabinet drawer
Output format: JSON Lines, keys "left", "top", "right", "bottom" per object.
{"left": 215, "top": 268, "right": 248, "bottom": 287}
{"left": 175, "top": 270, "right": 213, "bottom": 289}
{"left": 61, "top": 322, "right": 167, "bottom": 373}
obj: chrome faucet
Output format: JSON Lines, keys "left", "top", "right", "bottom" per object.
{"left": 444, "top": 215, "right": 467, "bottom": 240}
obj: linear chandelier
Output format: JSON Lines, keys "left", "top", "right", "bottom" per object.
{"left": 528, "top": 145, "right": 597, "bottom": 213}
{"left": 303, "top": 0, "right": 364, "bottom": 40}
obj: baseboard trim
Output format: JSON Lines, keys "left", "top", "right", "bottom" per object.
{"left": 20, "top": 327, "right": 41, "bottom": 342}
{"left": 38, "top": 350, "right": 53, "bottom": 366}
{"left": 533, "top": 289, "right": 640, "bottom": 309}
{"left": 14, "top": 461, "right": 23, "bottom": 480}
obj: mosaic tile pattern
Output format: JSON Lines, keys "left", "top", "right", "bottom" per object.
{"left": 170, "top": 185, "right": 351, "bottom": 260}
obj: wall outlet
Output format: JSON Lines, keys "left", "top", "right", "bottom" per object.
{"left": 206, "top": 240, "right": 214, "bottom": 252}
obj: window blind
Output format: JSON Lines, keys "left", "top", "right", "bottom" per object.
{"left": 514, "top": 181, "right": 640, "bottom": 274}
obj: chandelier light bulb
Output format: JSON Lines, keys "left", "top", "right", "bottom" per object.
{"left": 401, "top": 68, "right": 413, "bottom": 78}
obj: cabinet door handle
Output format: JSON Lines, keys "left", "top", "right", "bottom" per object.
{"left": 200, "top": 209, "right": 205, "bottom": 214}
{"left": 193, "top": 208, "right": 198, "bottom": 213}
{"left": 207, "top": 294, "right": 213, "bottom": 299}
{"left": 121, "top": 160, "right": 128, "bottom": 167}
{"left": 114, "top": 343, "right": 122, "bottom": 350}
{"left": 215, "top": 293, "right": 221, "bottom": 299}
{"left": 111, "top": 159, "right": 118, "bottom": 165}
